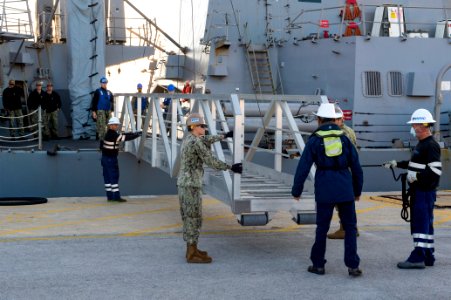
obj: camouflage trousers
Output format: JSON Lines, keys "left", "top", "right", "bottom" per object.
{"left": 8, "top": 109, "right": 24, "bottom": 136}
{"left": 30, "top": 109, "right": 46, "bottom": 136}
{"left": 44, "top": 111, "right": 59, "bottom": 137}
{"left": 178, "top": 186, "right": 203, "bottom": 244}
{"left": 96, "top": 110, "right": 111, "bottom": 140}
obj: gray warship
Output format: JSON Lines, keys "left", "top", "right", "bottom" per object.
{"left": 0, "top": 0, "right": 450, "bottom": 224}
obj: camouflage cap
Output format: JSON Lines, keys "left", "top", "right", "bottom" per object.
{"left": 186, "top": 113, "right": 206, "bottom": 126}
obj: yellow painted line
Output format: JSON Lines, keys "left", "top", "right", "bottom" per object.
{"left": 356, "top": 203, "right": 393, "bottom": 214}
{"left": 367, "top": 196, "right": 403, "bottom": 206}
{"left": 0, "top": 205, "right": 180, "bottom": 236}
{"left": 1, "top": 224, "right": 451, "bottom": 243}
{"left": 0, "top": 199, "right": 227, "bottom": 236}
{"left": 0, "top": 203, "right": 115, "bottom": 225}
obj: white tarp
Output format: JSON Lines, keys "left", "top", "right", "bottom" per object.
{"left": 66, "top": 0, "right": 106, "bottom": 139}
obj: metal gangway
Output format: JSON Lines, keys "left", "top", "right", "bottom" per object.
{"left": 115, "top": 92, "right": 325, "bottom": 226}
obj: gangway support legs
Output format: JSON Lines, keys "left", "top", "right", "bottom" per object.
{"left": 237, "top": 212, "right": 270, "bottom": 226}
{"left": 290, "top": 210, "right": 316, "bottom": 225}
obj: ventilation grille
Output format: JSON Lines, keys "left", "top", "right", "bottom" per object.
{"left": 388, "top": 71, "right": 403, "bottom": 96}
{"left": 362, "top": 71, "right": 382, "bottom": 97}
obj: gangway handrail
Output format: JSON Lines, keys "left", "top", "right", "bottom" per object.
{"left": 114, "top": 92, "right": 323, "bottom": 212}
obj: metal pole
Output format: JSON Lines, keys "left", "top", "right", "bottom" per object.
{"left": 123, "top": 0, "right": 187, "bottom": 53}
{"left": 38, "top": 107, "right": 42, "bottom": 150}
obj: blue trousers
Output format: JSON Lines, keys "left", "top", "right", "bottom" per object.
{"left": 101, "top": 155, "right": 121, "bottom": 200}
{"left": 407, "top": 190, "right": 435, "bottom": 264}
{"left": 311, "top": 201, "right": 360, "bottom": 269}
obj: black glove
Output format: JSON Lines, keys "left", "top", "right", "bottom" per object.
{"left": 230, "top": 163, "right": 243, "bottom": 174}
{"left": 224, "top": 131, "right": 234, "bottom": 138}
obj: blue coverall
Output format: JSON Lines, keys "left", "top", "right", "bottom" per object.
{"left": 292, "top": 123, "right": 363, "bottom": 269}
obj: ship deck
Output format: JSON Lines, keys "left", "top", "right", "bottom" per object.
{"left": 1, "top": 193, "right": 451, "bottom": 299}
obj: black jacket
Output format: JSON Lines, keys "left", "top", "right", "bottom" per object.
{"left": 397, "top": 136, "right": 441, "bottom": 191}
{"left": 28, "top": 89, "right": 45, "bottom": 110}
{"left": 42, "top": 91, "right": 62, "bottom": 113}
{"left": 101, "top": 129, "right": 140, "bottom": 157}
{"left": 2, "top": 86, "right": 23, "bottom": 110}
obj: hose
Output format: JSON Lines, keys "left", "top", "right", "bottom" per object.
{"left": 389, "top": 167, "right": 410, "bottom": 223}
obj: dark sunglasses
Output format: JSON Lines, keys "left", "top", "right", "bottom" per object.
{"left": 198, "top": 124, "right": 208, "bottom": 128}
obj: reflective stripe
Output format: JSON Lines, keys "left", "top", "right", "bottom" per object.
{"left": 428, "top": 161, "right": 442, "bottom": 176}
{"left": 103, "top": 140, "right": 118, "bottom": 150}
{"left": 428, "top": 161, "right": 442, "bottom": 167}
{"left": 408, "top": 161, "right": 426, "bottom": 169}
{"left": 429, "top": 167, "right": 442, "bottom": 176}
{"left": 117, "top": 134, "right": 126, "bottom": 142}
{"left": 315, "top": 129, "right": 343, "bottom": 137}
{"left": 111, "top": 188, "right": 119, "bottom": 192}
{"left": 412, "top": 233, "right": 434, "bottom": 240}
{"left": 105, "top": 188, "right": 112, "bottom": 192}
{"left": 414, "top": 242, "right": 434, "bottom": 248}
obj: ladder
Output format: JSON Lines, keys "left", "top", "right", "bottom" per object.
{"left": 246, "top": 46, "right": 276, "bottom": 95}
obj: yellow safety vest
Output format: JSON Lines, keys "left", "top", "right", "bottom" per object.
{"left": 315, "top": 130, "right": 344, "bottom": 157}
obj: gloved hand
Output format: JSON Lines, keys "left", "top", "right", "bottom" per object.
{"left": 382, "top": 160, "right": 397, "bottom": 169}
{"left": 230, "top": 163, "right": 243, "bottom": 174}
{"left": 224, "top": 131, "right": 234, "bottom": 138}
{"left": 407, "top": 170, "right": 418, "bottom": 183}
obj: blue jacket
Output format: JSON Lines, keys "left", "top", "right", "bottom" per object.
{"left": 291, "top": 123, "right": 363, "bottom": 203}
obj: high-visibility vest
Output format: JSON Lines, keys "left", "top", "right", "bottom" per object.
{"left": 315, "top": 129, "right": 344, "bottom": 157}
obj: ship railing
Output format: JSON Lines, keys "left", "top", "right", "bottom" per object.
{"left": 0, "top": 107, "right": 43, "bottom": 150}
{"left": 287, "top": 3, "right": 451, "bottom": 40}
{"left": 114, "top": 93, "right": 324, "bottom": 210}
{"left": 0, "top": 0, "right": 34, "bottom": 40}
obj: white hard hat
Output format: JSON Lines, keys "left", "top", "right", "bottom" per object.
{"left": 407, "top": 108, "right": 436, "bottom": 124}
{"left": 108, "top": 117, "right": 121, "bottom": 125}
{"left": 314, "top": 103, "right": 343, "bottom": 119}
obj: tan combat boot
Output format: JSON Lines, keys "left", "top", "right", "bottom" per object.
{"left": 327, "top": 224, "right": 345, "bottom": 239}
{"left": 185, "top": 243, "right": 209, "bottom": 259}
{"left": 327, "top": 224, "right": 360, "bottom": 239}
{"left": 186, "top": 244, "right": 212, "bottom": 263}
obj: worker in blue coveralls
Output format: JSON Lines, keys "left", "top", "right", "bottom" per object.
{"left": 383, "top": 108, "right": 441, "bottom": 269}
{"left": 91, "top": 76, "right": 114, "bottom": 140}
{"left": 291, "top": 103, "right": 363, "bottom": 277}
{"left": 161, "top": 84, "right": 175, "bottom": 134}
{"left": 100, "top": 117, "right": 141, "bottom": 202}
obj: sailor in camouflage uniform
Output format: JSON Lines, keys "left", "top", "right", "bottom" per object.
{"left": 327, "top": 106, "right": 360, "bottom": 239}
{"left": 178, "top": 113, "right": 242, "bottom": 263}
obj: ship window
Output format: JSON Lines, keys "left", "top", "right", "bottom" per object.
{"left": 362, "top": 71, "right": 382, "bottom": 97}
{"left": 388, "top": 71, "right": 403, "bottom": 96}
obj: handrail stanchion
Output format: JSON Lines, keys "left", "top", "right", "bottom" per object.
{"left": 230, "top": 94, "right": 243, "bottom": 209}
{"left": 38, "top": 107, "right": 42, "bottom": 150}
{"left": 170, "top": 95, "right": 178, "bottom": 176}
{"left": 151, "top": 96, "right": 158, "bottom": 167}
{"left": 274, "top": 101, "right": 282, "bottom": 172}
